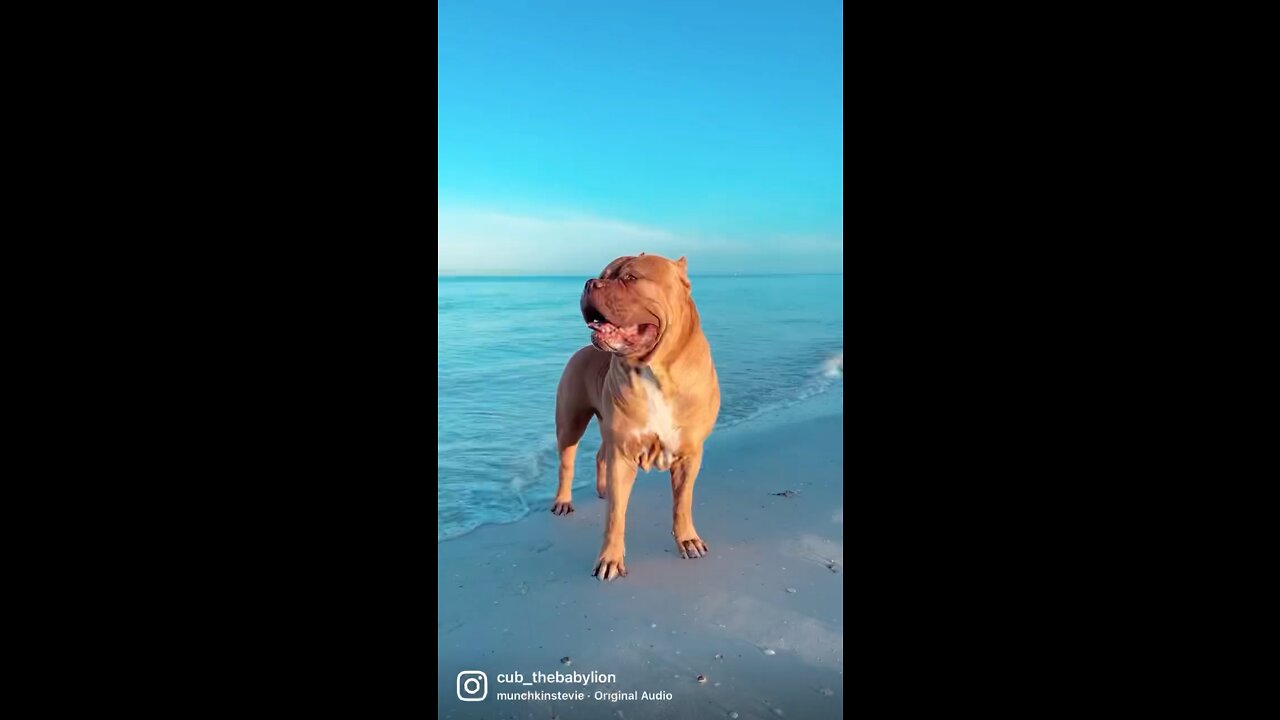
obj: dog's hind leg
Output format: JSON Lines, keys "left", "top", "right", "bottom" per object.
{"left": 595, "top": 430, "right": 607, "bottom": 499}
{"left": 552, "top": 388, "right": 592, "bottom": 516}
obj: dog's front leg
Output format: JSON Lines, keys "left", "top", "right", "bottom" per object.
{"left": 593, "top": 447, "right": 637, "bottom": 581}
{"left": 671, "top": 450, "right": 708, "bottom": 559}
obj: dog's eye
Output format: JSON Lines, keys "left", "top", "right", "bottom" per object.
{"left": 625, "top": 274, "right": 637, "bottom": 282}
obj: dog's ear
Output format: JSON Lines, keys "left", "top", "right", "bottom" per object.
{"left": 675, "top": 256, "right": 690, "bottom": 290}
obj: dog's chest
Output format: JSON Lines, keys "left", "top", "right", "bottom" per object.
{"left": 631, "top": 370, "right": 680, "bottom": 471}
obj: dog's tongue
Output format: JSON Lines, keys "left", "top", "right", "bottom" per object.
{"left": 588, "top": 320, "right": 646, "bottom": 342}
{"left": 588, "top": 320, "right": 624, "bottom": 337}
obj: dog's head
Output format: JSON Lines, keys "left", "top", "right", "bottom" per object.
{"left": 580, "top": 253, "right": 693, "bottom": 359}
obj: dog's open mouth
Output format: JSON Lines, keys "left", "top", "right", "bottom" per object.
{"left": 583, "top": 304, "right": 658, "bottom": 353}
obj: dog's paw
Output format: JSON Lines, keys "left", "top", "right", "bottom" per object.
{"left": 596, "top": 477, "right": 607, "bottom": 499}
{"left": 592, "top": 544, "right": 627, "bottom": 581}
{"left": 673, "top": 529, "right": 709, "bottom": 559}
{"left": 550, "top": 498, "right": 575, "bottom": 516}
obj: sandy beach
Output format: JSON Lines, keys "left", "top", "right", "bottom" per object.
{"left": 438, "top": 399, "right": 844, "bottom": 719}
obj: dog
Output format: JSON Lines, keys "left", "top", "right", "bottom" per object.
{"left": 551, "top": 253, "right": 720, "bottom": 581}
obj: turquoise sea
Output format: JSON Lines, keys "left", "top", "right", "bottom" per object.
{"left": 438, "top": 274, "right": 843, "bottom": 541}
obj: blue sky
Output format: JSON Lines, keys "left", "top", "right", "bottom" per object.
{"left": 438, "top": 1, "right": 843, "bottom": 275}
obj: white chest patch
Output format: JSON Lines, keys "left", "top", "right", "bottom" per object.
{"left": 634, "top": 369, "right": 680, "bottom": 470}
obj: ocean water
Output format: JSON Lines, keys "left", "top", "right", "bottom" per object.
{"left": 438, "top": 274, "right": 843, "bottom": 541}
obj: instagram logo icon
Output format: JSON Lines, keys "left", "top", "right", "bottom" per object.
{"left": 456, "top": 671, "right": 487, "bottom": 701}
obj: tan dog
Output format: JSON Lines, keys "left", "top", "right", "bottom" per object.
{"left": 552, "top": 253, "right": 720, "bottom": 581}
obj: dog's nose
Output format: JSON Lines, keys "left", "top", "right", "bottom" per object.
{"left": 586, "top": 279, "right": 604, "bottom": 291}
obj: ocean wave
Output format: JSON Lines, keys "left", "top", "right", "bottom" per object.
{"left": 823, "top": 351, "right": 843, "bottom": 378}
{"left": 713, "top": 349, "right": 843, "bottom": 430}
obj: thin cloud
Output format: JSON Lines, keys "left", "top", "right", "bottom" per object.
{"left": 439, "top": 208, "right": 691, "bottom": 274}
{"left": 438, "top": 206, "right": 841, "bottom": 275}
